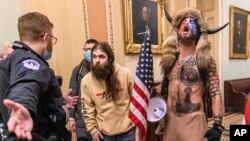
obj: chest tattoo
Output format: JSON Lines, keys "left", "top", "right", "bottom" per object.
{"left": 175, "top": 56, "right": 201, "bottom": 113}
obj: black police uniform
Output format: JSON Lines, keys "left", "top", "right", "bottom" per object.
{"left": 0, "top": 41, "right": 68, "bottom": 141}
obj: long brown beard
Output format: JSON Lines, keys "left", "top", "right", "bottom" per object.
{"left": 92, "top": 63, "right": 121, "bottom": 101}
{"left": 92, "top": 64, "right": 110, "bottom": 80}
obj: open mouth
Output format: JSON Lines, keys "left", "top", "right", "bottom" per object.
{"left": 183, "top": 25, "right": 190, "bottom": 34}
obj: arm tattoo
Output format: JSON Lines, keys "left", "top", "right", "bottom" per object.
{"left": 208, "top": 58, "right": 223, "bottom": 124}
{"left": 208, "top": 58, "right": 221, "bottom": 104}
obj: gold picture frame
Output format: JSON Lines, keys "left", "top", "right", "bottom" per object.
{"left": 124, "top": 0, "right": 166, "bottom": 54}
{"left": 229, "top": 5, "right": 250, "bottom": 59}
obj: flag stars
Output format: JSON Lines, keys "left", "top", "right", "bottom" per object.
{"left": 129, "top": 33, "right": 153, "bottom": 135}
{"left": 135, "top": 34, "right": 154, "bottom": 91}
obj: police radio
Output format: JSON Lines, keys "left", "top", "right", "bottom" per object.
{"left": 55, "top": 75, "right": 62, "bottom": 86}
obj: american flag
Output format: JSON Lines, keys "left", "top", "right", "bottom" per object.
{"left": 129, "top": 33, "right": 154, "bottom": 140}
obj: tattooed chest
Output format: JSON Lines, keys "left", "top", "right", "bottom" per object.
{"left": 169, "top": 56, "right": 202, "bottom": 113}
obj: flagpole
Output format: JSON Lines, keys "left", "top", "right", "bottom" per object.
{"left": 146, "top": 8, "right": 150, "bottom": 36}
{"left": 129, "top": 22, "right": 154, "bottom": 141}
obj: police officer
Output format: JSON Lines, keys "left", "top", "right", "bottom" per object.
{"left": 0, "top": 12, "right": 72, "bottom": 141}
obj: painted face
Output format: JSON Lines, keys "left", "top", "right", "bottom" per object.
{"left": 177, "top": 17, "right": 199, "bottom": 44}
{"left": 92, "top": 49, "right": 108, "bottom": 68}
{"left": 178, "top": 18, "right": 198, "bottom": 36}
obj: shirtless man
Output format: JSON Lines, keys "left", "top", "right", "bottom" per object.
{"left": 160, "top": 7, "right": 227, "bottom": 141}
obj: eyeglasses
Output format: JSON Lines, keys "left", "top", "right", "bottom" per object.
{"left": 47, "top": 34, "right": 57, "bottom": 45}
{"left": 41, "top": 33, "right": 58, "bottom": 45}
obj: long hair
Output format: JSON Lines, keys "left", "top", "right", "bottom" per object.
{"left": 92, "top": 42, "right": 121, "bottom": 101}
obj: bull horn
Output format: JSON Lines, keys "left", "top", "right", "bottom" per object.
{"left": 164, "top": 3, "right": 172, "bottom": 23}
{"left": 207, "top": 22, "right": 229, "bottom": 34}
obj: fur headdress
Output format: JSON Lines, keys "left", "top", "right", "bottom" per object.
{"left": 160, "top": 7, "right": 228, "bottom": 74}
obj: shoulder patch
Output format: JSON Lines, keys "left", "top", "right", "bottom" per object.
{"left": 22, "top": 59, "right": 41, "bottom": 70}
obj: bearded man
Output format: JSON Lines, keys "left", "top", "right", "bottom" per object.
{"left": 68, "top": 39, "right": 98, "bottom": 141}
{"left": 160, "top": 7, "right": 228, "bottom": 141}
{"left": 81, "top": 42, "right": 135, "bottom": 141}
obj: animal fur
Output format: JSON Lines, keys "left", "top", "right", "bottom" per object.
{"left": 161, "top": 7, "right": 211, "bottom": 74}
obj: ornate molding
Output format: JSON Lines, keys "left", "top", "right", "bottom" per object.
{"left": 105, "top": 0, "right": 114, "bottom": 49}
{"left": 82, "top": 0, "right": 89, "bottom": 39}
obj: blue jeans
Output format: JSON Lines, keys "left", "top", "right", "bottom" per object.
{"left": 102, "top": 127, "right": 135, "bottom": 141}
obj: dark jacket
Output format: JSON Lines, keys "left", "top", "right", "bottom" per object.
{"left": 0, "top": 41, "right": 67, "bottom": 140}
{"left": 69, "top": 59, "right": 91, "bottom": 140}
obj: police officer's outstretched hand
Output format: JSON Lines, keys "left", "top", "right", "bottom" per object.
{"left": 3, "top": 99, "right": 33, "bottom": 141}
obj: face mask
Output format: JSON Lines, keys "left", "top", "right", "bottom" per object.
{"left": 42, "top": 50, "right": 52, "bottom": 60}
{"left": 84, "top": 49, "right": 92, "bottom": 62}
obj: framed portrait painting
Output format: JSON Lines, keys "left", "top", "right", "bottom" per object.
{"left": 229, "top": 5, "right": 250, "bottom": 59}
{"left": 124, "top": 0, "right": 166, "bottom": 54}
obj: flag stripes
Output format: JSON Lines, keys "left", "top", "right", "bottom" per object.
{"left": 129, "top": 33, "right": 154, "bottom": 140}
